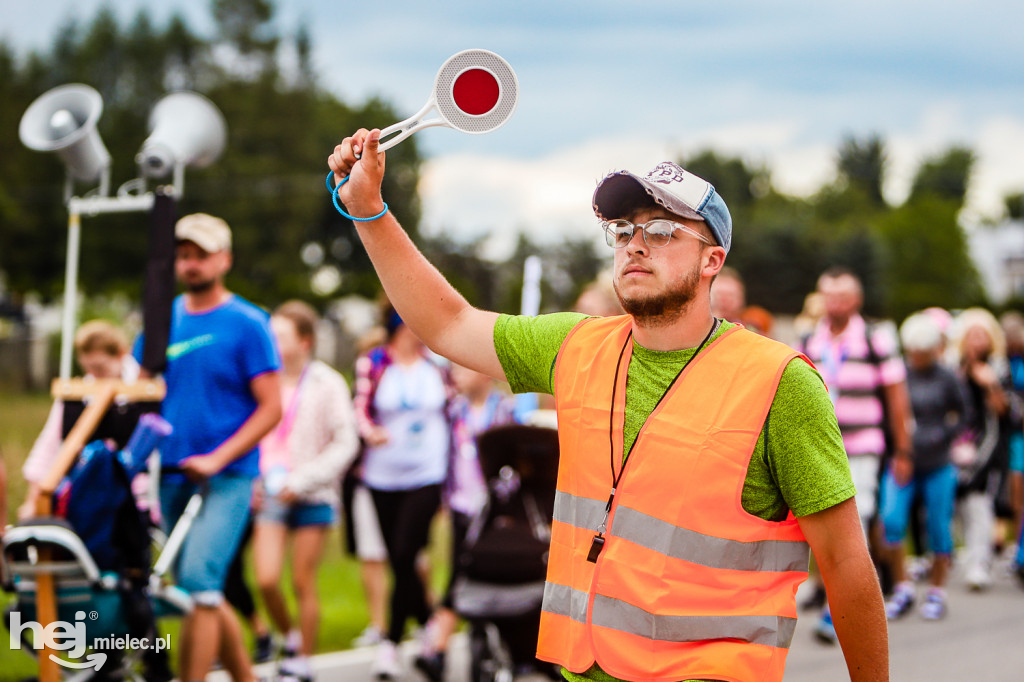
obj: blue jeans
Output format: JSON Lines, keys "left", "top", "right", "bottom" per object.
{"left": 160, "top": 473, "right": 253, "bottom": 606}
{"left": 879, "top": 463, "right": 957, "bottom": 556}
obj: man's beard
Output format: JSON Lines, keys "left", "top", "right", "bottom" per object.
{"left": 614, "top": 261, "right": 701, "bottom": 327}
{"left": 183, "top": 277, "right": 215, "bottom": 294}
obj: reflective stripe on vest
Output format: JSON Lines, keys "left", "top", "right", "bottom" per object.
{"left": 537, "top": 316, "right": 814, "bottom": 682}
{"left": 553, "top": 490, "right": 811, "bottom": 573}
{"left": 544, "top": 583, "right": 799, "bottom": 649}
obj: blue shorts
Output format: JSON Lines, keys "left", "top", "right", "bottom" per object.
{"left": 160, "top": 473, "right": 253, "bottom": 607}
{"left": 1009, "top": 432, "right": 1024, "bottom": 474}
{"left": 256, "top": 497, "right": 337, "bottom": 528}
{"left": 879, "top": 463, "right": 957, "bottom": 556}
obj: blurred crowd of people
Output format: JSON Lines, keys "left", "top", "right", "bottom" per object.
{"left": 711, "top": 265, "right": 1024, "bottom": 635}
{"left": 11, "top": 291, "right": 530, "bottom": 681}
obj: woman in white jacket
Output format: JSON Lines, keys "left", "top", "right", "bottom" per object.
{"left": 253, "top": 301, "right": 359, "bottom": 682}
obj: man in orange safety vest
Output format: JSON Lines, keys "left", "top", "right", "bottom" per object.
{"left": 327, "top": 130, "right": 888, "bottom": 682}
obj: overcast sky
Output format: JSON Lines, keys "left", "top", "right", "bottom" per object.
{"left": 3, "top": 0, "right": 1023, "bottom": 253}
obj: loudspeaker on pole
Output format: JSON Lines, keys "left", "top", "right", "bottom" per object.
{"left": 18, "top": 83, "right": 111, "bottom": 183}
{"left": 136, "top": 91, "right": 227, "bottom": 178}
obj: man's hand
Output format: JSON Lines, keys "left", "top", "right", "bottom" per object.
{"left": 251, "top": 479, "right": 265, "bottom": 512}
{"left": 276, "top": 487, "right": 299, "bottom": 505}
{"left": 180, "top": 453, "right": 224, "bottom": 481}
{"left": 328, "top": 128, "right": 387, "bottom": 220}
{"left": 323, "top": 129, "right": 505, "bottom": 380}
{"left": 16, "top": 498, "right": 36, "bottom": 521}
{"left": 364, "top": 424, "right": 390, "bottom": 447}
{"left": 892, "top": 454, "right": 913, "bottom": 487}
{"left": 968, "top": 361, "right": 999, "bottom": 388}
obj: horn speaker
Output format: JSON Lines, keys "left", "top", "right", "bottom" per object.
{"left": 136, "top": 91, "right": 227, "bottom": 178}
{"left": 19, "top": 83, "right": 111, "bottom": 182}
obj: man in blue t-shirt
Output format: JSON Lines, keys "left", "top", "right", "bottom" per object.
{"left": 139, "top": 213, "right": 281, "bottom": 682}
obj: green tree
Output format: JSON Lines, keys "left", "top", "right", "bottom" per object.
{"left": 1006, "top": 192, "right": 1024, "bottom": 220}
{"left": 908, "top": 147, "right": 974, "bottom": 206}
{"left": 836, "top": 134, "right": 887, "bottom": 207}
{"left": 678, "top": 150, "right": 770, "bottom": 212}
{"left": 875, "top": 195, "right": 984, "bottom": 319}
{"left": 212, "top": 0, "right": 278, "bottom": 60}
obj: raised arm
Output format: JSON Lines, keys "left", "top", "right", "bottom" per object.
{"left": 327, "top": 129, "right": 503, "bottom": 379}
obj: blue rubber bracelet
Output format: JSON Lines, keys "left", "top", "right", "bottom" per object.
{"left": 326, "top": 172, "right": 389, "bottom": 222}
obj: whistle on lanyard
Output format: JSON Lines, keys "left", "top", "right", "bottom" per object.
{"left": 586, "top": 488, "right": 616, "bottom": 563}
{"left": 587, "top": 534, "right": 606, "bottom": 563}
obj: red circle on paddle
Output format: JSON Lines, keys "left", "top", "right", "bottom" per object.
{"left": 452, "top": 68, "right": 500, "bottom": 115}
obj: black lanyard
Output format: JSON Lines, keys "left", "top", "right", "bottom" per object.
{"left": 587, "top": 317, "right": 720, "bottom": 563}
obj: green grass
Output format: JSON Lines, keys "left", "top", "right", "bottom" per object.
{"left": 1, "top": 389, "right": 52, "bottom": 527}
{"left": 0, "top": 388, "right": 451, "bottom": 680}
{"left": 1, "top": 389, "right": 52, "bottom": 679}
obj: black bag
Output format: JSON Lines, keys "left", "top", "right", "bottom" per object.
{"left": 459, "top": 485, "right": 551, "bottom": 584}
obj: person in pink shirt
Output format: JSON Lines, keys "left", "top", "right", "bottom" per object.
{"left": 252, "top": 301, "right": 359, "bottom": 682}
{"left": 799, "top": 266, "right": 912, "bottom": 642}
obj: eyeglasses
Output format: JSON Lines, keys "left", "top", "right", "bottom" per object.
{"left": 601, "top": 219, "right": 712, "bottom": 249}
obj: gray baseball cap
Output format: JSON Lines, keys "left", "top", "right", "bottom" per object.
{"left": 592, "top": 161, "right": 732, "bottom": 253}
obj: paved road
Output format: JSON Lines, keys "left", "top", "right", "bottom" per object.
{"left": 221, "top": 557, "right": 1024, "bottom": 681}
{"left": 786, "top": 557, "right": 1024, "bottom": 681}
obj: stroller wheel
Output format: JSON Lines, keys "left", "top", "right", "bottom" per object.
{"left": 469, "top": 622, "right": 514, "bottom": 682}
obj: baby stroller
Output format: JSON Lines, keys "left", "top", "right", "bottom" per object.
{"left": 451, "top": 424, "right": 561, "bottom": 682}
{"left": 2, "top": 415, "right": 194, "bottom": 681}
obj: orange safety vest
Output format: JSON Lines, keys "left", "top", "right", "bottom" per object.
{"left": 537, "top": 316, "right": 811, "bottom": 682}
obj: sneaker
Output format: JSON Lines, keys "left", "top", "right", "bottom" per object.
{"left": 919, "top": 590, "right": 947, "bottom": 620}
{"left": 813, "top": 610, "right": 837, "bottom": 645}
{"left": 354, "top": 624, "right": 385, "bottom": 648}
{"left": 884, "top": 583, "right": 915, "bottom": 620}
{"left": 907, "top": 556, "right": 932, "bottom": 583}
{"left": 372, "top": 640, "right": 401, "bottom": 680}
{"left": 415, "top": 618, "right": 440, "bottom": 655}
{"left": 253, "top": 632, "right": 274, "bottom": 663}
{"left": 965, "top": 564, "right": 992, "bottom": 591}
{"left": 280, "top": 654, "right": 313, "bottom": 678}
{"left": 414, "top": 651, "right": 446, "bottom": 682}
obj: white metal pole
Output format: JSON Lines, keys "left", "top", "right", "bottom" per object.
{"left": 152, "top": 493, "right": 203, "bottom": 578}
{"left": 59, "top": 210, "right": 82, "bottom": 380}
{"left": 56, "top": 194, "right": 155, "bottom": 379}
{"left": 521, "top": 255, "right": 542, "bottom": 316}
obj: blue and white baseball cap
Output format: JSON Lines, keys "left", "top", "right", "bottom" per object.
{"left": 592, "top": 162, "right": 733, "bottom": 254}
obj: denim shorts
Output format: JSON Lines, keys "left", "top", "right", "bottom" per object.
{"left": 160, "top": 473, "right": 253, "bottom": 607}
{"left": 256, "top": 496, "right": 337, "bottom": 529}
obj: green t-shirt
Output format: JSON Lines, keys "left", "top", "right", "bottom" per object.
{"left": 493, "top": 313, "right": 855, "bottom": 682}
